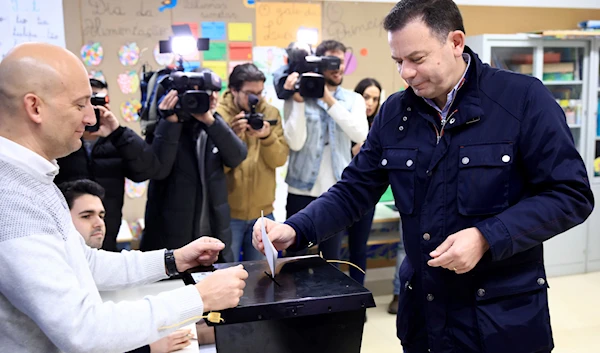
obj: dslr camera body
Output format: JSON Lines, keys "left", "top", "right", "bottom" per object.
{"left": 158, "top": 70, "right": 222, "bottom": 121}
{"left": 86, "top": 93, "right": 110, "bottom": 132}
{"left": 244, "top": 93, "right": 278, "bottom": 130}
{"left": 287, "top": 47, "right": 341, "bottom": 98}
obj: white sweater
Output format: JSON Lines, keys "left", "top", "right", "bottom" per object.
{"left": 0, "top": 136, "right": 204, "bottom": 353}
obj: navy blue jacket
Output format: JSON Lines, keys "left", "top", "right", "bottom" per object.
{"left": 285, "top": 47, "right": 594, "bottom": 353}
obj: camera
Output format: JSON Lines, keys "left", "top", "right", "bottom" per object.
{"left": 86, "top": 93, "right": 110, "bottom": 132}
{"left": 159, "top": 70, "right": 222, "bottom": 121}
{"left": 287, "top": 48, "right": 341, "bottom": 98}
{"left": 244, "top": 94, "right": 278, "bottom": 130}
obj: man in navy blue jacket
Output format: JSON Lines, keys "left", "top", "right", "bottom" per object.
{"left": 253, "top": 1, "right": 594, "bottom": 352}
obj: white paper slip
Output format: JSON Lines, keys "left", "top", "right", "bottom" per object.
{"left": 261, "top": 210, "right": 277, "bottom": 277}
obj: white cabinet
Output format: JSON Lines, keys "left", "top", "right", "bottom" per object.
{"left": 467, "top": 34, "right": 597, "bottom": 276}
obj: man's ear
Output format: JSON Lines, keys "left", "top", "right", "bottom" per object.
{"left": 23, "top": 93, "right": 43, "bottom": 124}
{"left": 448, "top": 30, "right": 466, "bottom": 57}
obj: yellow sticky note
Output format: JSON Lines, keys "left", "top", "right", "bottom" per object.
{"left": 256, "top": 2, "right": 321, "bottom": 47}
{"left": 228, "top": 23, "right": 253, "bottom": 41}
{"left": 203, "top": 61, "right": 228, "bottom": 82}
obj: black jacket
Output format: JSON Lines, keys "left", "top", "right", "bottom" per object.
{"left": 140, "top": 115, "right": 247, "bottom": 262}
{"left": 55, "top": 127, "right": 163, "bottom": 251}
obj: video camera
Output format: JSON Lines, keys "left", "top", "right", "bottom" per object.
{"left": 245, "top": 94, "right": 278, "bottom": 130}
{"left": 158, "top": 70, "right": 222, "bottom": 121}
{"left": 86, "top": 93, "right": 110, "bottom": 132}
{"left": 287, "top": 47, "right": 341, "bottom": 98}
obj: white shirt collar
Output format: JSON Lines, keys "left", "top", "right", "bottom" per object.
{"left": 0, "top": 136, "right": 59, "bottom": 183}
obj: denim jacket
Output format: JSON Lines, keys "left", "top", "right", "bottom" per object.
{"left": 285, "top": 87, "right": 356, "bottom": 190}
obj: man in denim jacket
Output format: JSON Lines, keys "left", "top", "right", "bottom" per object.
{"left": 282, "top": 40, "right": 369, "bottom": 260}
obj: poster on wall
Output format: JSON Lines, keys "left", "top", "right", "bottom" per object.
{"left": 0, "top": 0, "right": 66, "bottom": 61}
{"left": 253, "top": 46, "right": 287, "bottom": 117}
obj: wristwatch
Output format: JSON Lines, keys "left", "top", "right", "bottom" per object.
{"left": 164, "top": 249, "right": 179, "bottom": 277}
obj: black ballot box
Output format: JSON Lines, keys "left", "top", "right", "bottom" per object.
{"left": 183, "top": 255, "right": 376, "bottom": 353}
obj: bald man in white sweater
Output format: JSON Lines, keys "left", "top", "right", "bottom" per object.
{"left": 0, "top": 42, "right": 248, "bottom": 353}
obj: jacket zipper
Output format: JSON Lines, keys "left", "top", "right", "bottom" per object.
{"left": 434, "top": 109, "right": 458, "bottom": 144}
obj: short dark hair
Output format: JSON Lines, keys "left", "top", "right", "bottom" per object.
{"left": 315, "top": 40, "right": 346, "bottom": 57}
{"left": 383, "top": 0, "right": 465, "bottom": 42}
{"left": 58, "top": 179, "right": 105, "bottom": 210}
{"left": 90, "top": 78, "right": 108, "bottom": 90}
{"left": 228, "top": 63, "right": 266, "bottom": 91}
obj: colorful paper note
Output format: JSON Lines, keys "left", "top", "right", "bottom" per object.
{"left": 256, "top": 3, "right": 321, "bottom": 47}
{"left": 228, "top": 22, "right": 253, "bottom": 41}
{"left": 117, "top": 71, "right": 140, "bottom": 94}
{"left": 204, "top": 42, "right": 227, "bottom": 61}
{"left": 202, "top": 61, "right": 228, "bottom": 82}
{"left": 229, "top": 42, "right": 253, "bottom": 61}
{"left": 201, "top": 21, "right": 226, "bottom": 40}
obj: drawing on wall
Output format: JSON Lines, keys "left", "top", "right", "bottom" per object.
{"left": 125, "top": 179, "right": 148, "bottom": 199}
{"left": 87, "top": 70, "right": 106, "bottom": 84}
{"left": 344, "top": 51, "right": 357, "bottom": 75}
{"left": 158, "top": 0, "right": 178, "bottom": 12}
{"left": 118, "top": 42, "right": 140, "bottom": 66}
{"left": 253, "top": 47, "right": 287, "bottom": 118}
{"left": 117, "top": 71, "right": 140, "bottom": 94}
{"left": 120, "top": 99, "right": 142, "bottom": 122}
{"left": 80, "top": 42, "right": 103, "bottom": 66}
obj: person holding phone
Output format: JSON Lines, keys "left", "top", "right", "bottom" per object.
{"left": 217, "top": 63, "right": 289, "bottom": 261}
{"left": 55, "top": 77, "right": 165, "bottom": 251}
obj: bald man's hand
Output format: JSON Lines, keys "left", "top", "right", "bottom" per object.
{"left": 90, "top": 105, "right": 119, "bottom": 137}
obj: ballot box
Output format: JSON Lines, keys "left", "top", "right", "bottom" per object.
{"left": 183, "top": 255, "right": 376, "bottom": 353}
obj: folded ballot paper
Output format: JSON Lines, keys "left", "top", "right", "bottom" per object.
{"left": 261, "top": 210, "right": 278, "bottom": 278}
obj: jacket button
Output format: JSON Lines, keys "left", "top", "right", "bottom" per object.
{"left": 449, "top": 118, "right": 455, "bottom": 124}
{"left": 381, "top": 159, "right": 388, "bottom": 166}
{"left": 462, "top": 157, "right": 470, "bottom": 165}
{"left": 502, "top": 155, "right": 511, "bottom": 163}
{"left": 426, "top": 170, "right": 432, "bottom": 176}
{"left": 406, "top": 159, "right": 413, "bottom": 167}
{"left": 423, "top": 233, "right": 430, "bottom": 241}
{"left": 402, "top": 116, "right": 408, "bottom": 121}
{"left": 426, "top": 294, "right": 434, "bottom": 302}
{"left": 212, "top": 147, "right": 219, "bottom": 154}
{"left": 537, "top": 278, "right": 546, "bottom": 286}
{"left": 407, "top": 107, "right": 412, "bottom": 112}
{"left": 477, "top": 288, "right": 486, "bottom": 297}
{"left": 398, "top": 126, "right": 404, "bottom": 131}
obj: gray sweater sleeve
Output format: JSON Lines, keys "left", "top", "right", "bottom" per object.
{"left": 0, "top": 190, "right": 204, "bottom": 353}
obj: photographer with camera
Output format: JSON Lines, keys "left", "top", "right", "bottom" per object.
{"left": 216, "top": 63, "right": 289, "bottom": 261}
{"left": 140, "top": 68, "right": 247, "bottom": 263}
{"left": 282, "top": 40, "right": 369, "bottom": 260}
{"left": 55, "top": 77, "right": 164, "bottom": 252}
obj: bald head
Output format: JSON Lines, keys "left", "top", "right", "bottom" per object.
{"left": 0, "top": 43, "right": 95, "bottom": 160}
{"left": 0, "top": 43, "right": 88, "bottom": 119}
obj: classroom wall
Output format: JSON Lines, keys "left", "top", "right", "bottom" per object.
{"left": 60, "top": 0, "right": 600, "bottom": 224}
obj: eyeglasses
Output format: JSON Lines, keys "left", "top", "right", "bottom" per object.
{"left": 240, "top": 90, "right": 264, "bottom": 97}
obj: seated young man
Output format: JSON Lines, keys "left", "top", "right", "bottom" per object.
{"left": 59, "top": 179, "right": 193, "bottom": 353}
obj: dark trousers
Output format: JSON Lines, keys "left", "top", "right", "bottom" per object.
{"left": 286, "top": 193, "right": 343, "bottom": 261}
{"left": 347, "top": 207, "right": 375, "bottom": 285}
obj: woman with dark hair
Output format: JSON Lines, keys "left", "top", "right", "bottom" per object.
{"left": 347, "top": 78, "right": 382, "bottom": 287}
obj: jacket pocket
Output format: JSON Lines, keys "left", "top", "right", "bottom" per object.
{"left": 381, "top": 147, "right": 417, "bottom": 214}
{"left": 457, "top": 143, "right": 513, "bottom": 216}
{"left": 395, "top": 259, "right": 418, "bottom": 343}
{"left": 474, "top": 263, "right": 553, "bottom": 353}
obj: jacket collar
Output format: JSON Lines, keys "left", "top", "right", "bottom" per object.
{"left": 404, "top": 46, "right": 485, "bottom": 129}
